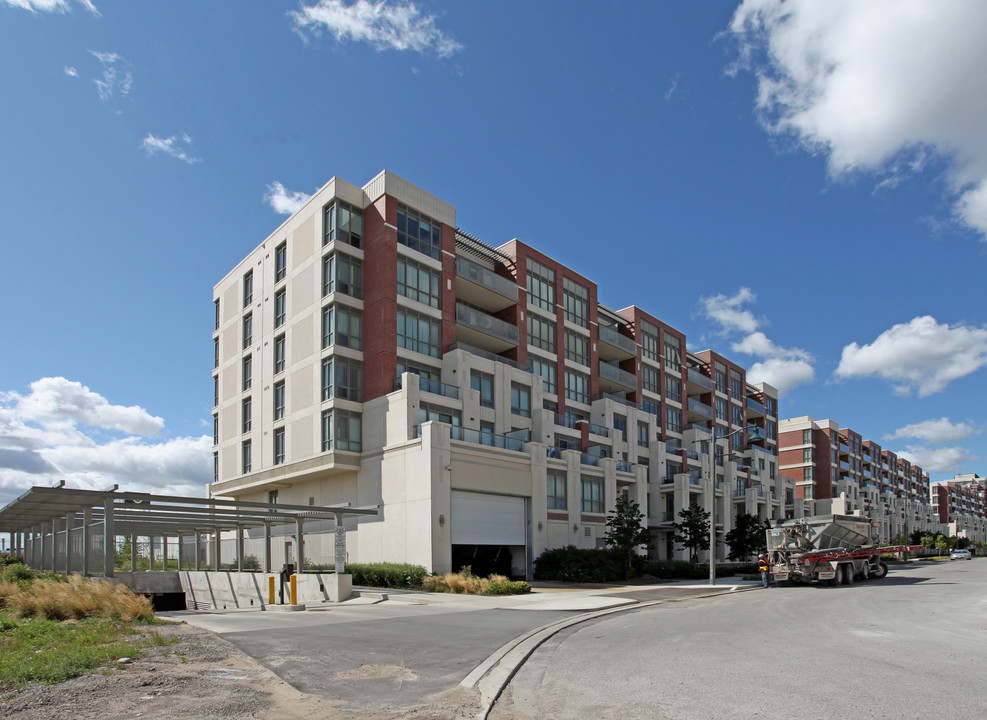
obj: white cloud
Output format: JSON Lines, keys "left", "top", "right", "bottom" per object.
{"left": 64, "top": 65, "right": 78, "bottom": 77}
{"left": 89, "top": 50, "right": 132, "bottom": 102}
{"left": 2, "top": 0, "right": 98, "bottom": 14}
{"left": 700, "top": 288, "right": 815, "bottom": 395}
{"left": 265, "top": 181, "right": 312, "bottom": 215}
{"left": 141, "top": 133, "right": 201, "bottom": 165}
{"left": 895, "top": 446, "right": 977, "bottom": 474}
{"left": 0, "top": 378, "right": 211, "bottom": 506}
{"left": 834, "top": 316, "right": 987, "bottom": 397}
{"left": 885, "top": 417, "right": 984, "bottom": 445}
{"left": 729, "top": 0, "right": 987, "bottom": 242}
{"left": 291, "top": 0, "right": 462, "bottom": 58}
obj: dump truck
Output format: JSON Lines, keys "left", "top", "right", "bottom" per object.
{"left": 765, "top": 514, "right": 917, "bottom": 586}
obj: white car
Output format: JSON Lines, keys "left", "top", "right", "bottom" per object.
{"left": 950, "top": 549, "right": 972, "bottom": 560}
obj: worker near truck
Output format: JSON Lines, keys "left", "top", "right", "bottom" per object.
{"left": 758, "top": 554, "right": 770, "bottom": 588}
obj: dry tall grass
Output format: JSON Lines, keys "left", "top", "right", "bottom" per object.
{"left": 422, "top": 571, "right": 510, "bottom": 594}
{"left": 2, "top": 574, "right": 153, "bottom": 622}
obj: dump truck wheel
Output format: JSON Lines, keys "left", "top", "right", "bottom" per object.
{"left": 844, "top": 564, "right": 855, "bottom": 584}
{"left": 873, "top": 561, "right": 888, "bottom": 579}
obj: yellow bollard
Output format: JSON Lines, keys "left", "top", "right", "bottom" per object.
{"left": 290, "top": 574, "right": 297, "bottom": 605}
{"left": 268, "top": 576, "right": 275, "bottom": 605}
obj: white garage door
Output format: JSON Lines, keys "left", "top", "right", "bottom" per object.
{"left": 451, "top": 491, "right": 526, "bottom": 545}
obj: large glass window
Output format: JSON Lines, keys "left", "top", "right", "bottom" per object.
{"left": 547, "top": 469, "right": 567, "bottom": 510}
{"left": 241, "top": 439, "right": 251, "bottom": 474}
{"left": 273, "top": 381, "right": 285, "bottom": 421}
{"left": 324, "top": 200, "right": 363, "bottom": 248}
{"left": 665, "top": 376, "right": 681, "bottom": 402}
{"left": 666, "top": 406, "right": 682, "bottom": 433}
{"left": 323, "top": 252, "right": 363, "bottom": 298}
{"left": 242, "top": 355, "right": 252, "bottom": 391}
{"left": 420, "top": 404, "right": 461, "bottom": 426}
{"left": 563, "top": 277, "right": 589, "bottom": 328}
{"left": 242, "top": 313, "right": 252, "bottom": 349}
{"left": 637, "top": 422, "right": 649, "bottom": 447}
{"left": 641, "top": 322, "right": 660, "bottom": 361}
{"left": 397, "top": 361, "right": 440, "bottom": 384}
{"left": 243, "top": 270, "right": 253, "bottom": 307}
{"left": 275, "top": 241, "right": 287, "bottom": 283}
{"left": 581, "top": 476, "right": 604, "bottom": 513}
{"left": 397, "top": 308, "right": 440, "bottom": 357}
{"left": 214, "top": 338, "right": 219, "bottom": 369}
{"left": 511, "top": 383, "right": 531, "bottom": 417}
{"left": 274, "top": 334, "right": 285, "bottom": 374}
{"left": 715, "top": 362, "right": 728, "bottom": 393}
{"left": 526, "top": 257, "right": 556, "bottom": 312}
{"left": 213, "top": 414, "right": 218, "bottom": 445}
{"left": 322, "top": 356, "right": 363, "bottom": 402}
{"left": 716, "top": 398, "right": 727, "bottom": 421}
{"left": 323, "top": 304, "right": 363, "bottom": 350}
{"left": 471, "top": 371, "right": 494, "bottom": 408}
{"left": 664, "top": 334, "right": 681, "bottom": 370}
{"left": 530, "top": 356, "right": 557, "bottom": 394}
{"left": 274, "top": 288, "right": 286, "bottom": 328}
{"left": 321, "top": 409, "right": 362, "bottom": 452}
{"left": 274, "top": 427, "right": 285, "bottom": 465}
{"left": 214, "top": 299, "right": 220, "bottom": 331}
{"left": 397, "top": 256, "right": 441, "bottom": 307}
{"left": 397, "top": 203, "right": 442, "bottom": 259}
{"left": 242, "top": 397, "right": 252, "bottom": 433}
{"left": 732, "top": 405, "right": 745, "bottom": 425}
{"left": 527, "top": 314, "right": 556, "bottom": 353}
{"left": 565, "top": 369, "right": 590, "bottom": 404}
{"left": 564, "top": 330, "right": 589, "bottom": 366}
{"left": 730, "top": 369, "right": 744, "bottom": 397}
{"left": 642, "top": 365, "right": 659, "bottom": 394}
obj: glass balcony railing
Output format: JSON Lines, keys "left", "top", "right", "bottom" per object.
{"left": 585, "top": 422, "right": 610, "bottom": 438}
{"left": 687, "top": 398, "right": 714, "bottom": 420}
{"left": 616, "top": 460, "right": 633, "bottom": 473}
{"left": 580, "top": 453, "right": 599, "bottom": 467}
{"left": 746, "top": 397, "right": 766, "bottom": 415}
{"left": 450, "top": 425, "right": 525, "bottom": 452}
{"left": 598, "top": 361, "right": 637, "bottom": 389}
{"left": 393, "top": 375, "right": 460, "bottom": 399}
{"left": 455, "top": 302, "right": 519, "bottom": 345}
{"left": 687, "top": 367, "right": 714, "bottom": 392}
{"left": 446, "top": 342, "right": 529, "bottom": 371}
{"left": 598, "top": 324, "right": 636, "bottom": 355}
{"left": 554, "top": 413, "right": 580, "bottom": 429}
{"left": 455, "top": 256, "right": 518, "bottom": 302}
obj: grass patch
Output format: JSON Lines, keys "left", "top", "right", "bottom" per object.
{"left": 421, "top": 568, "right": 531, "bottom": 595}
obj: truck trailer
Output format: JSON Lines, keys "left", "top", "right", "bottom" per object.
{"left": 766, "top": 514, "right": 917, "bottom": 586}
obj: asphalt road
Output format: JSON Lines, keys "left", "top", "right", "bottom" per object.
{"left": 491, "top": 560, "right": 987, "bottom": 720}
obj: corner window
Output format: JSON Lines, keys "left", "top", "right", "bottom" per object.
{"left": 323, "top": 251, "right": 363, "bottom": 299}
{"left": 321, "top": 409, "right": 362, "bottom": 452}
{"left": 324, "top": 200, "right": 363, "bottom": 248}
{"left": 322, "top": 357, "right": 363, "bottom": 402}
{"left": 322, "top": 304, "right": 363, "bottom": 350}
{"left": 563, "top": 278, "right": 589, "bottom": 328}
{"left": 275, "top": 241, "right": 287, "bottom": 283}
{"left": 243, "top": 270, "right": 253, "bottom": 307}
{"left": 526, "top": 257, "right": 555, "bottom": 312}
{"left": 397, "top": 203, "right": 442, "bottom": 259}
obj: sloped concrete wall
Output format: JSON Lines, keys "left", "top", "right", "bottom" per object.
{"left": 178, "top": 571, "right": 352, "bottom": 609}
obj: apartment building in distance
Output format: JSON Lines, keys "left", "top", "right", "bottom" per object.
{"left": 778, "top": 417, "right": 945, "bottom": 543}
{"left": 209, "top": 170, "right": 803, "bottom": 579}
{"left": 931, "top": 474, "right": 987, "bottom": 543}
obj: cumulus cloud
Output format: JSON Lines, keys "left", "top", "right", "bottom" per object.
{"left": 141, "top": 133, "right": 201, "bottom": 165}
{"left": 291, "top": 0, "right": 463, "bottom": 58}
{"left": 834, "top": 316, "right": 987, "bottom": 397}
{"left": 700, "top": 288, "right": 815, "bottom": 395}
{"left": 885, "top": 417, "right": 984, "bottom": 445}
{"left": 64, "top": 65, "right": 78, "bottom": 77}
{"left": 265, "top": 181, "right": 312, "bottom": 215}
{"left": 90, "top": 50, "right": 132, "bottom": 102}
{"left": 729, "top": 0, "right": 987, "bottom": 242}
{"left": 0, "top": 378, "right": 211, "bottom": 506}
{"left": 895, "top": 446, "right": 977, "bottom": 474}
{"left": 2, "top": 0, "right": 98, "bottom": 13}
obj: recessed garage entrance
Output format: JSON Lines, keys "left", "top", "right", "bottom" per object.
{"left": 450, "top": 490, "right": 528, "bottom": 579}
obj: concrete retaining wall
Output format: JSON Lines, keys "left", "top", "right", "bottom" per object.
{"left": 178, "top": 571, "right": 352, "bottom": 610}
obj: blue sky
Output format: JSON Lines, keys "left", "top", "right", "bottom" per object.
{"left": 1, "top": 0, "right": 986, "bottom": 520}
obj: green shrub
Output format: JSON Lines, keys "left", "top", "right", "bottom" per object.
{"left": 484, "top": 581, "right": 531, "bottom": 596}
{"left": 345, "top": 562, "right": 427, "bottom": 589}
{"left": 533, "top": 546, "right": 629, "bottom": 583}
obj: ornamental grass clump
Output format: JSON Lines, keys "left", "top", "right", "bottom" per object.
{"left": 3, "top": 574, "right": 153, "bottom": 622}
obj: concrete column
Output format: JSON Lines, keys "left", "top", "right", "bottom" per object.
{"left": 194, "top": 531, "right": 201, "bottom": 571}
{"left": 63, "top": 514, "right": 72, "bottom": 575}
{"left": 102, "top": 497, "right": 115, "bottom": 578}
{"left": 263, "top": 523, "right": 271, "bottom": 573}
{"left": 237, "top": 525, "right": 244, "bottom": 572}
{"left": 82, "top": 507, "right": 91, "bottom": 576}
{"left": 295, "top": 518, "right": 305, "bottom": 571}
{"left": 213, "top": 528, "right": 220, "bottom": 571}
{"left": 149, "top": 535, "right": 156, "bottom": 570}
{"left": 130, "top": 534, "right": 137, "bottom": 572}
{"left": 334, "top": 517, "right": 346, "bottom": 575}
{"left": 48, "top": 520, "right": 56, "bottom": 571}
{"left": 177, "top": 533, "right": 185, "bottom": 570}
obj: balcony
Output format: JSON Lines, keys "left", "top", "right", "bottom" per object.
{"left": 598, "top": 361, "right": 637, "bottom": 393}
{"left": 455, "top": 256, "right": 518, "bottom": 312}
{"left": 598, "top": 324, "right": 636, "bottom": 361}
{"left": 450, "top": 425, "right": 526, "bottom": 452}
{"left": 455, "top": 302, "right": 518, "bottom": 353}
{"left": 746, "top": 397, "right": 765, "bottom": 417}
{"left": 580, "top": 453, "right": 600, "bottom": 467}
{"left": 686, "top": 367, "right": 714, "bottom": 394}
{"left": 554, "top": 413, "right": 580, "bottom": 429}
{"left": 687, "top": 398, "right": 714, "bottom": 422}
{"left": 616, "top": 460, "right": 634, "bottom": 473}
{"left": 660, "top": 511, "right": 674, "bottom": 523}
{"left": 585, "top": 421, "right": 610, "bottom": 438}
{"left": 394, "top": 374, "right": 460, "bottom": 399}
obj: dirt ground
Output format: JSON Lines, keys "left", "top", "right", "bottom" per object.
{"left": 0, "top": 622, "right": 485, "bottom": 720}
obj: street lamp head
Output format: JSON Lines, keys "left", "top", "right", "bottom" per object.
{"left": 747, "top": 428, "right": 766, "bottom": 444}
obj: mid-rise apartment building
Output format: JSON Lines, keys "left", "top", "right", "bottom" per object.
{"left": 931, "top": 474, "right": 987, "bottom": 543}
{"left": 778, "top": 417, "right": 943, "bottom": 543}
{"left": 210, "top": 170, "right": 799, "bottom": 578}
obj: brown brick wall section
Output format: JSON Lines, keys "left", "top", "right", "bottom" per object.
{"left": 362, "top": 195, "right": 398, "bottom": 401}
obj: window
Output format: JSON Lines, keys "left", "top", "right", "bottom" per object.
{"left": 213, "top": 376, "right": 219, "bottom": 407}
{"left": 641, "top": 399, "right": 660, "bottom": 418}
{"left": 802, "top": 429, "right": 812, "bottom": 444}
{"left": 420, "top": 404, "right": 461, "bottom": 426}
{"left": 274, "top": 288, "right": 286, "bottom": 328}
{"left": 214, "top": 338, "right": 219, "bottom": 369}
{"left": 803, "top": 448, "right": 813, "bottom": 463}
{"left": 397, "top": 203, "right": 442, "bottom": 259}
{"left": 322, "top": 409, "right": 362, "bottom": 452}
{"left": 274, "top": 333, "right": 285, "bottom": 374}
{"left": 730, "top": 369, "right": 743, "bottom": 397}
{"left": 732, "top": 405, "right": 745, "bottom": 426}
{"left": 614, "top": 415, "right": 627, "bottom": 441}
{"left": 547, "top": 469, "right": 567, "bottom": 510}
{"left": 242, "top": 313, "right": 252, "bottom": 349}
{"left": 322, "top": 304, "right": 363, "bottom": 350}
{"left": 268, "top": 489, "right": 278, "bottom": 505}
{"left": 581, "top": 476, "right": 604, "bottom": 514}
{"left": 273, "top": 427, "right": 285, "bottom": 465}
{"left": 526, "top": 258, "right": 555, "bottom": 312}
{"left": 715, "top": 362, "right": 727, "bottom": 393}
{"left": 665, "top": 376, "right": 681, "bottom": 402}
{"left": 242, "top": 397, "right": 252, "bottom": 433}
{"left": 642, "top": 365, "right": 659, "bottom": 394}
{"left": 322, "top": 252, "right": 363, "bottom": 298}
{"left": 322, "top": 356, "right": 363, "bottom": 401}
{"left": 471, "top": 371, "right": 494, "bottom": 408}
{"left": 564, "top": 330, "right": 589, "bottom": 366}
{"left": 770, "top": 461, "right": 776, "bottom": 480}
{"left": 480, "top": 421, "right": 496, "bottom": 446}
{"left": 767, "top": 421, "right": 777, "bottom": 440}
{"left": 564, "top": 369, "right": 589, "bottom": 404}
{"left": 641, "top": 322, "right": 660, "bottom": 362}
{"left": 213, "top": 452, "right": 218, "bottom": 483}
{"left": 242, "top": 355, "right": 252, "bottom": 391}
{"left": 527, "top": 314, "right": 557, "bottom": 353}
{"left": 397, "top": 361, "right": 440, "bottom": 384}
{"left": 511, "top": 383, "right": 531, "bottom": 417}
{"left": 242, "top": 440, "right": 251, "bottom": 474}
{"left": 243, "top": 270, "right": 253, "bottom": 307}
{"left": 214, "top": 299, "right": 220, "bottom": 330}
{"left": 664, "top": 335, "right": 681, "bottom": 370}
{"left": 273, "top": 381, "right": 285, "bottom": 420}
{"left": 397, "top": 256, "right": 441, "bottom": 307}
{"left": 803, "top": 466, "right": 813, "bottom": 482}
{"left": 275, "top": 241, "right": 287, "bottom": 283}
{"left": 666, "top": 406, "right": 682, "bottom": 433}
{"left": 637, "top": 422, "right": 649, "bottom": 447}
{"left": 213, "top": 414, "right": 218, "bottom": 446}
{"left": 766, "top": 398, "right": 777, "bottom": 416}
{"left": 715, "top": 398, "right": 727, "bottom": 421}
{"left": 324, "top": 200, "right": 363, "bottom": 248}
{"left": 397, "top": 307, "right": 440, "bottom": 357}
{"left": 563, "top": 278, "right": 589, "bottom": 327}
{"left": 530, "top": 356, "right": 557, "bottom": 394}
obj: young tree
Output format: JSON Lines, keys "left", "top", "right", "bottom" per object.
{"left": 920, "top": 534, "right": 935, "bottom": 554}
{"left": 671, "top": 504, "right": 710, "bottom": 565}
{"left": 725, "top": 512, "right": 768, "bottom": 561}
{"left": 934, "top": 534, "right": 949, "bottom": 555}
{"left": 604, "top": 496, "right": 654, "bottom": 572}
